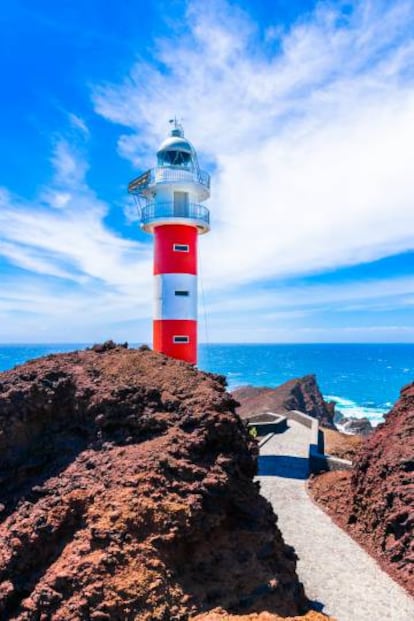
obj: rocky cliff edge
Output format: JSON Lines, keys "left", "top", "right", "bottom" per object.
{"left": 233, "top": 375, "right": 336, "bottom": 429}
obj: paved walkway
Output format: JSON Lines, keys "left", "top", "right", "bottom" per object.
{"left": 257, "top": 420, "right": 414, "bottom": 621}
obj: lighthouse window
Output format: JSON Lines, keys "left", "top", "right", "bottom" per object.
{"left": 159, "top": 150, "right": 191, "bottom": 167}
{"left": 173, "top": 335, "right": 190, "bottom": 344}
{"left": 173, "top": 244, "right": 190, "bottom": 253}
{"left": 175, "top": 290, "right": 189, "bottom": 297}
{"left": 174, "top": 191, "right": 189, "bottom": 217}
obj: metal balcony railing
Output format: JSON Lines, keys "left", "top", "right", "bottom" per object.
{"left": 154, "top": 167, "right": 210, "bottom": 188}
{"left": 128, "top": 166, "right": 210, "bottom": 195}
{"left": 141, "top": 201, "right": 210, "bottom": 227}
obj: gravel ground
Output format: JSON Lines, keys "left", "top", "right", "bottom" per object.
{"left": 257, "top": 421, "right": 414, "bottom": 621}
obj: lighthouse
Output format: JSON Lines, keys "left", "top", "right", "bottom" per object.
{"left": 128, "top": 121, "right": 210, "bottom": 365}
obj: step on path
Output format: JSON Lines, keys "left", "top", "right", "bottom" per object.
{"left": 256, "top": 420, "right": 414, "bottom": 621}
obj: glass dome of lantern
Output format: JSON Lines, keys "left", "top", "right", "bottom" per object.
{"left": 156, "top": 120, "right": 199, "bottom": 171}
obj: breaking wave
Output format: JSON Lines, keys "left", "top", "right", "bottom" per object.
{"left": 324, "top": 394, "right": 390, "bottom": 426}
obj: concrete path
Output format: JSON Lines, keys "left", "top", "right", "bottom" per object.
{"left": 257, "top": 420, "right": 414, "bottom": 621}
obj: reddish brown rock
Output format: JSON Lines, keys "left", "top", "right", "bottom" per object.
{"left": 0, "top": 346, "right": 328, "bottom": 620}
{"left": 192, "top": 608, "right": 328, "bottom": 620}
{"left": 233, "top": 375, "right": 336, "bottom": 429}
{"left": 309, "top": 380, "right": 414, "bottom": 596}
{"left": 322, "top": 428, "right": 363, "bottom": 462}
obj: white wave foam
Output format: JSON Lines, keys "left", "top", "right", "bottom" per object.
{"left": 324, "top": 394, "right": 387, "bottom": 426}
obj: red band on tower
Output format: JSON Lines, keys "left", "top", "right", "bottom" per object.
{"left": 154, "top": 225, "right": 197, "bottom": 275}
{"left": 153, "top": 319, "right": 197, "bottom": 364}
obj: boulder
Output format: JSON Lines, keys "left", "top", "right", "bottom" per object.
{"left": 0, "top": 346, "right": 329, "bottom": 620}
{"left": 339, "top": 416, "right": 373, "bottom": 436}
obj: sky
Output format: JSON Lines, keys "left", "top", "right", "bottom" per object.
{"left": 0, "top": 0, "right": 414, "bottom": 344}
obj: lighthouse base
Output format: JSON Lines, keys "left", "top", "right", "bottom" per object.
{"left": 153, "top": 319, "right": 197, "bottom": 365}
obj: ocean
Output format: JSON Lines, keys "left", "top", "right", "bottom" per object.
{"left": 0, "top": 343, "right": 412, "bottom": 426}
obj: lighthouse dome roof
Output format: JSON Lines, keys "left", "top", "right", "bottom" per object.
{"left": 156, "top": 125, "right": 198, "bottom": 169}
{"left": 156, "top": 135, "right": 195, "bottom": 156}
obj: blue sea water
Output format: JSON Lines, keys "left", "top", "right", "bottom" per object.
{"left": 199, "top": 343, "right": 414, "bottom": 426}
{"left": 0, "top": 343, "right": 412, "bottom": 426}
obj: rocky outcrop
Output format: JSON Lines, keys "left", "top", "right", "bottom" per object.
{"left": 350, "top": 380, "right": 414, "bottom": 593}
{"left": 309, "top": 380, "right": 414, "bottom": 596}
{"left": 0, "top": 345, "right": 328, "bottom": 620}
{"left": 233, "top": 375, "right": 336, "bottom": 429}
{"left": 338, "top": 417, "right": 373, "bottom": 436}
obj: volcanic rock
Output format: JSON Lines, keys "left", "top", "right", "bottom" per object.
{"left": 233, "top": 375, "right": 336, "bottom": 429}
{"left": 309, "top": 380, "right": 414, "bottom": 595}
{"left": 338, "top": 416, "right": 373, "bottom": 436}
{"left": 0, "top": 346, "right": 328, "bottom": 620}
{"left": 193, "top": 609, "right": 327, "bottom": 620}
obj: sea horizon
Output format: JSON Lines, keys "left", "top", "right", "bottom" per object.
{"left": 0, "top": 342, "right": 412, "bottom": 427}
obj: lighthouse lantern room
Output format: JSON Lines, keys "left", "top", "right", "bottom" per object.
{"left": 128, "top": 121, "right": 210, "bottom": 365}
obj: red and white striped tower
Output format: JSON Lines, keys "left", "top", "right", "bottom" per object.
{"left": 128, "top": 121, "right": 210, "bottom": 364}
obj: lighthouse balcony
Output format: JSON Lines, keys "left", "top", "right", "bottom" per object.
{"left": 141, "top": 201, "right": 210, "bottom": 234}
{"left": 128, "top": 167, "right": 210, "bottom": 200}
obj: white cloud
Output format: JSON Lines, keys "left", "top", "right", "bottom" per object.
{"left": 0, "top": 276, "right": 153, "bottom": 343}
{"left": 94, "top": 0, "right": 414, "bottom": 291}
{"left": 2, "top": 0, "right": 414, "bottom": 342}
{"left": 201, "top": 272, "right": 414, "bottom": 342}
{"left": 68, "top": 113, "right": 90, "bottom": 137}
{"left": 0, "top": 139, "right": 154, "bottom": 341}
{"left": 205, "top": 274, "right": 414, "bottom": 316}
{"left": 0, "top": 142, "right": 152, "bottom": 291}
{"left": 50, "top": 140, "right": 87, "bottom": 187}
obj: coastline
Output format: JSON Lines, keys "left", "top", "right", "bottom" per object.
{"left": 0, "top": 342, "right": 412, "bottom": 428}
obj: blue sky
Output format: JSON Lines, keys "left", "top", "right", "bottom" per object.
{"left": 0, "top": 0, "right": 414, "bottom": 343}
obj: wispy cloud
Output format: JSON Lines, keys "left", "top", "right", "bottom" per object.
{"left": 0, "top": 141, "right": 152, "bottom": 290}
{"left": 202, "top": 271, "right": 414, "bottom": 342}
{"left": 68, "top": 113, "right": 90, "bottom": 138}
{"left": 0, "top": 275, "right": 153, "bottom": 342}
{"left": 206, "top": 275, "right": 414, "bottom": 315}
{"left": 2, "top": 0, "right": 414, "bottom": 342}
{"left": 94, "top": 0, "right": 414, "bottom": 290}
{"left": 0, "top": 136, "right": 154, "bottom": 340}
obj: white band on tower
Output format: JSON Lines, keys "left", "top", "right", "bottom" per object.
{"left": 154, "top": 273, "right": 197, "bottom": 320}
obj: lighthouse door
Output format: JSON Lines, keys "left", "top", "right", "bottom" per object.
{"left": 174, "top": 191, "right": 189, "bottom": 217}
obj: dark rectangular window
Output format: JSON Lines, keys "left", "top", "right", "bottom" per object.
{"left": 175, "top": 290, "right": 189, "bottom": 296}
{"left": 173, "top": 335, "right": 190, "bottom": 344}
{"left": 173, "top": 243, "right": 190, "bottom": 252}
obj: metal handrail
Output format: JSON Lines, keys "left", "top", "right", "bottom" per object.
{"left": 141, "top": 201, "right": 210, "bottom": 225}
{"left": 128, "top": 166, "right": 210, "bottom": 195}
{"left": 155, "top": 167, "right": 210, "bottom": 188}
